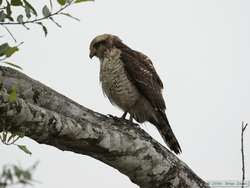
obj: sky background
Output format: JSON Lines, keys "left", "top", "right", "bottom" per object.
{"left": 0, "top": 0, "right": 250, "bottom": 187}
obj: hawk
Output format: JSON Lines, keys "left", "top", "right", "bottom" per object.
{"left": 89, "top": 34, "right": 181, "bottom": 154}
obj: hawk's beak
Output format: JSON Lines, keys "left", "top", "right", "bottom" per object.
{"left": 89, "top": 49, "right": 96, "bottom": 59}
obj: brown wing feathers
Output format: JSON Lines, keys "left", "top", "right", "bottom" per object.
{"left": 117, "top": 43, "right": 165, "bottom": 110}
{"left": 116, "top": 41, "right": 182, "bottom": 154}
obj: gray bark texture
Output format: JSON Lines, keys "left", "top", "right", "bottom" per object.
{"left": 0, "top": 66, "right": 210, "bottom": 188}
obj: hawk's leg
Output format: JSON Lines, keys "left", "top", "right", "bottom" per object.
{"left": 129, "top": 115, "right": 133, "bottom": 123}
{"left": 107, "top": 112, "right": 128, "bottom": 122}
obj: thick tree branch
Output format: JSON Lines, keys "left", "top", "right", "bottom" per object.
{"left": 0, "top": 66, "right": 209, "bottom": 188}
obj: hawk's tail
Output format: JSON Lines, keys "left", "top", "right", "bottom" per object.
{"left": 150, "top": 111, "right": 181, "bottom": 154}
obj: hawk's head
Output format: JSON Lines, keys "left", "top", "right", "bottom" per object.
{"left": 89, "top": 34, "right": 121, "bottom": 60}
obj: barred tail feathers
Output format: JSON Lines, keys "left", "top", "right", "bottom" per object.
{"left": 150, "top": 111, "right": 181, "bottom": 154}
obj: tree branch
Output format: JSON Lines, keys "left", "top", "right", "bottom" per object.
{"left": 0, "top": 66, "right": 209, "bottom": 188}
{"left": 241, "top": 121, "right": 248, "bottom": 188}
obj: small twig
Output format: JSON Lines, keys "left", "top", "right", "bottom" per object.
{"left": 241, "top": 121, "right": 248, "bottom": 188}
{"left": 1, "top": 25, "right": 16, "bottom": 42}
{"left": 16, "top": 41, "right": 24, "bottom": 47}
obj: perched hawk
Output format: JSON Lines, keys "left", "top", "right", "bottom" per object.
{"left": 89, "top": 34, "right": 181, "bottom": 154}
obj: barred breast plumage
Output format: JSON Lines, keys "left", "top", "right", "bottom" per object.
{"left": 100, "top": 48, "right": 140, "bottom": 112}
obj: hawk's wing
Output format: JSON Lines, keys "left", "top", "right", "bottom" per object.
{"left": 120, "top": 49, "right": 166, "bottom": 110}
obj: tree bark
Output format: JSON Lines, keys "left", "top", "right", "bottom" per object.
{"left": 0, "top": 66, "right": 209, "bottom": 188}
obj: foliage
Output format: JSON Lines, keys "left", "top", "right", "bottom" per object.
{"left": 0, "top": 0, "right": 93, "bottom": 68}
{"left": 0, "top": 130, "right": 32, "bottom": 155}
{"left": 0, "top": 162, "right": 38, "bottom": 188}
{"left": 0, "top": 1, "right": 93, "bottom": 187}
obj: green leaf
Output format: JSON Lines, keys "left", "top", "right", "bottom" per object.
{"left": 37, "top": 22, "right": 48, "bottom": 37}
{"left": 4, "top": 46, "right": 18, "bottom": 57}
{"left": 23, "top": 170, "right": 32, "bottom": 180}
{"left": 11, "top": 0, "right": 23, "bottom": 6}
{"left": 17, "top": 14, "right": 23, "bottom": 23}
{"left": 0, "top": 0, "right": 2, "bottom": 6}
{"left": 0, "top": 10, "right": 6, "bottom": 22}
{"left": 0, "top": 43, "right": 9, "bottom": 56}
{"left": 6, "top": 2, "right": 14, "bottom": 21}
{"left": 49, "top": 0, "right": 53, "bottom": 10}
{"left": 24, "top": 5, "right": 31, "bottom": 18}
{"left": 5, "top": 168, "right": 13, "bottom": 182}
{"left": 49, "top": 17, "right": 61, "bottom": 28}
{"left": 0, "top": 43, "right": 19, "bottom": 58}
{"left": 42, "top": 5, "right": 50, "bottom": 17}
{"left": 23, "top": 0, "right": 37, "bottom": 16}
{"left": 8, "top": 87, "right": 17, "bottom": 102}
{"left": 14, "top": 165, "right": 22, "bottom": 178}
{"left": 3, "top": 62, "right": 22, "bottom": 70}
{"left": 57, "top": 0, "right": 66, "bottom": 5}
{"left": 75, "top": 0, "right": 94, "bottom": 3}
{"left": 6, "top": 2, "right": 11, "bottom": 16}
{"left": 17, "top": 145, "right": 32, "bottom": 155}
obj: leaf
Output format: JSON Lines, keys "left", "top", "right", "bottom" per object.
{"left": 6, "top": 2, "right": 11, "bottom": 16}
{"left": 49, "top": 17, "right": 61, "bottom": 28}
{"left": 3, "top": 62, "right": 22, "bottom": 70}
{"left": 23, "top": 0, "right": 37, "bottom": 16}
{"left": 61, "top": 12, "right": 80, "bottom": 21}
{"left": 0, "top": 44, "right": 19, "bottom": 58}
{"left": 4, "top": 46, "right": 18, "bottom": 57}
{"left": 14, "top": 165, "right": 22, "bottom": 178}
{"left": 6, "top": 2, "right": 14, "bottom": 21}
{"left": 0, "top": 0, "right": 2, "bottom": 5}
{"left": 7, "top": 133, "right": 17, "bottom": 143}
{"left": 24, "top": 5, "right": 31, "bottom": 18}
{"left": 37, "top": 22, "right": 48, "bottom": 37}
{"left": 11, "top": 0, "right": 23, "bottom": 6}
{"left": 74, "top": 0, "right": 94, "bottom": 3}
{"left": 57, "top": 0, "right": 66, "bottom": 5}
{"left": 17, "top": 145, "right": 32, "bottom": 155}
{"left": 22, "top": 170, "right": 31, "bottom": 180}
{"left": 49, "top": 0, "right": 53, "bottom": 10}
{"left": 5, "top": 168, "right": 13, "bottom": 182}
{"left": 0, "top": 43, "right": 9, "bottom": 56}
{"left": 17, "top": 14, "right": 23, "bottom": 23}
{"left": 42, "top": 5, "right": 50, "bottom": 17}
{"left": 0, "top": 10, "right": 6, "bottom": 22}
{"left": 8, "top": 87, "right": 17, "bottom": 102}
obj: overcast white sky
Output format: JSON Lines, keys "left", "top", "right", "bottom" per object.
{"left": 0, "top": 0, "right": 250, "bottom": 187}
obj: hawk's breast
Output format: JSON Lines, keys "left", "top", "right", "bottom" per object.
{"left": 99, "top": 48, "right": 140, "bottom": 111}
